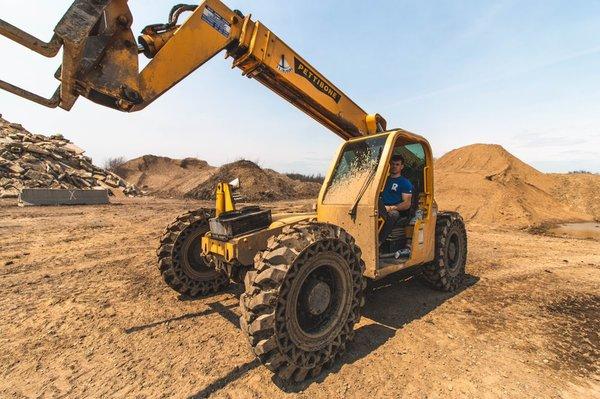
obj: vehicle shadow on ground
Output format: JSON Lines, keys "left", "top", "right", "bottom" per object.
{"left": 186, "top": 272, "right": 479, "bottom": 396}
{"left": 176, "top": 284, "right": 243, "bottom": 303}
{"left": 123, "top": 301, "right": 240, "bottom": 334}
{"left": 362, "top": 272, "right": 479, "bottom": 329}
{"left": 123, "top": 286, "right": 243, "bottom": 334}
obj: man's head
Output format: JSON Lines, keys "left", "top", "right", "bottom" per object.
{"left": 390, "top": 154, "right": 404, "bottom": 176}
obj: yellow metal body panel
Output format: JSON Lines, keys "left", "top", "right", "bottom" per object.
{"left": 230, "top": 19, "right": 385, "bottom": 138}
{"left": 202, "top": 213, "right": 314, "bottom": 265}
{"left": 203, "top": 237, "right": 237, "bottom": 262}
{"left": 134, "top": 0, "right": 240, "bottom": 111}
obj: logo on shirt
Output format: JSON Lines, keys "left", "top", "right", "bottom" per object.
{"left": 391, "top": 183, "right": 398, "bottom": 192}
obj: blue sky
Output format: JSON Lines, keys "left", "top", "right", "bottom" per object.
{"left": 1, "top": 0, "right": 599, "bottom": 173}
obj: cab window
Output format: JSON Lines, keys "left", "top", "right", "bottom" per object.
{"left": 391, "top": 142, "right": 426, "bottom": 194}
{"left": 323, "top": 134, "right": 388, "bottom": 204}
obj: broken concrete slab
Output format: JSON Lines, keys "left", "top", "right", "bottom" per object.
{"left": 62, "top": 143, "right": 85, "bottom": 155}
{"left": 0, "top": 116, "right": 144, "bottom": 198}
{"left": 19, "top": 188, "right": 109, "bottom": 206}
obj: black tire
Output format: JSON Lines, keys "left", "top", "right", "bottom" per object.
{"left": 420, "top": 212, "right": 467, "bottom": 292}
{"left": 240, "top": 222, "right": 366, "bottom": 382}
{"left": 157, "top": 209, "right": 229, "bottom": 297}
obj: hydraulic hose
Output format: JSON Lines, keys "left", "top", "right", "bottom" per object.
{"left": 168, "top": 4, "right": 198, "bottom": 26}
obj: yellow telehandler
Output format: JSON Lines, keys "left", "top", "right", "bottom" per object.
{"left": 0, "top": 0, "right": 467, "bottom": 381}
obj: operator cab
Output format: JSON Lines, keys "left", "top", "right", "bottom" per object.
{"left": 318, "top": 129, "right": 434, "bottom": 276}
{"left": 378, "top": 142, "right": 427, "bottom": 263}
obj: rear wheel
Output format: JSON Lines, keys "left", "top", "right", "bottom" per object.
{"left": 240, "top": 222, "right": 366, "bottom": 382}
{"left": 420, "top": 212, "right": 467, "bottom": 292}
{"left": 157, "top": 209, "right": 229, "bottom": 297}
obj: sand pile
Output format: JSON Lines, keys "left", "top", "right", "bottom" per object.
{"left": 551, "top": 173, "right": 600, "bottom": 221}
{"left": 116, "top": 155, "right": 215, "bottom": 198}
{"left": 435, "top": 144, "right": 587, "bottom": 228}
{"left": 186, "top": 160, "right": 321, "bottom": 201}
{"left": 0, "top": 116, "right": 141, "bottom": 198}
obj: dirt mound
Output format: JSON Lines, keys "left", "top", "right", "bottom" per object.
{"left": 116, "top": 155, "right": 214, "bottom": 197}
{"left": 435, "top": 144, "right": 587, "bottom": 228}
{"left": 551, "top": 173, "right": 600, "bottom": 221}
{"left": 186, "top": 160, "right": 321, "bottom": 202}
{"left": 436, "top": 144, "right": 554, "bottom": 188}
{"left": 0, "top": 116, "right": 141, "bottom": 198}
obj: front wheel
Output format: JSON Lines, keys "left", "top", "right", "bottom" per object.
{"left": 156, "top": 209, "right": 229, "bottom": 297}
{"left": 240, "top": 222, "right": 366, "bottom": 382}
{"left": 420, "top": 212, "right": 467, "bottom": 292}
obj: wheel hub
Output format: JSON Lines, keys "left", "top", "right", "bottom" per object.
{"left": 286, "top": 248, "right": 356, "bottom": 352}
{"left": 180, "top": 229, "right": 214, "bottom": 279}
{"left": 446, "top": 232, "right": 462, "bottom": 275}
{"left": 307, "top": 280, "right": 332, "bottom": 316}
{"left": 448, "top": 241, "right": 457, "bottom": 261}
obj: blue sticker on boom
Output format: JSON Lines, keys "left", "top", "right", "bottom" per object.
{"left": 202, "top": 6, "right": 231, "bottom": 38}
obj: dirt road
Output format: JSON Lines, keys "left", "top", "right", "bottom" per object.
{"left": 1, "top": 198, "right": 598, "bottom": 398}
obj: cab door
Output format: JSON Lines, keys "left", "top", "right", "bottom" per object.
{"left": 316, "top": 132, "right": 395, "bottom": 279}
{"left": 374, "top": 132, "right": 436, "bottom": 278}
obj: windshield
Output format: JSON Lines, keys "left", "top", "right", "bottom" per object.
{"left": 323, "top": 134, "right": 388, "bottom": 204}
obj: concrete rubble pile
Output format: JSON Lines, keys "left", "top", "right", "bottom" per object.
{"left": 0, "top": 116, "right": 142, "bottom": 198}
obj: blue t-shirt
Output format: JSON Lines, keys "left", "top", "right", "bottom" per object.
{"left": 381, "top": 176, "right": 413, "bottom": 205}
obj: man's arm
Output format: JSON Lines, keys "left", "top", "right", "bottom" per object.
{"left": 385, "top": 193, "right": 412, "bottom": 212}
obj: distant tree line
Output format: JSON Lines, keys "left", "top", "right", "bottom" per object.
{"left": 285, "top": 173, "right": 325, "bottom": 183}
{"left": 568, "top": 170, "right": 597, "bottom": 175}
{"left": 103, "top": 156, "right": 127, "bottom": 172}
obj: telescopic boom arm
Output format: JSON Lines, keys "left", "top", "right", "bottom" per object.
{"left": 0, "top": 0, "right": 386, "bottom": 139}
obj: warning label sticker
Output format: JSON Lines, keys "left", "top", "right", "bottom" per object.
{"left": 202, "top": 6, "right": 231, "bottom": 38}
